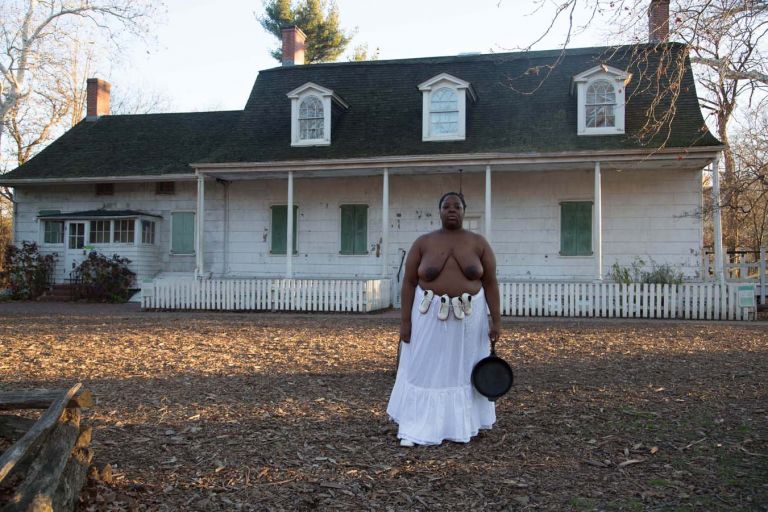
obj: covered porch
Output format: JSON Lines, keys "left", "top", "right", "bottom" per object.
{"left": 140, "top": 148, "right": 751, "bottom": 318}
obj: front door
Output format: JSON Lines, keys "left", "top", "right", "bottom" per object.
{"left": 65, "top": 221, "right": 87, "bottom": 276}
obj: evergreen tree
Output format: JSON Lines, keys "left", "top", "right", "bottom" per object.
{"left": 259, "top": 0, "right": 353, "bottom": 63}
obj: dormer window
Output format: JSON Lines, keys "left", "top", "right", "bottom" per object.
{"left": 430, "top": 88, "right": 459, "bottom": 135}
{"left": 299, "top": 95, "right": 324, "bottom": 140}
{"left": 586, "top": 80, "right": 615, "bottom": 128}
{"left": 573, "top": 65, "right": 631, "bottom": 136}
{"left": 418, "top": 73, "right": 476, "bottom": 142}
{"left": 287, "top": 82, "right": 348, "bottom": 147}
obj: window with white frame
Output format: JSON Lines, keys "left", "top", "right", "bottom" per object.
{"left": 141, "top": 220, "right": 156, "bottom": 244}
{"left": 573, "top": 65, "right": 630, "bottom": 135}
{"left": 418, "top": 73, "right": 475, "bottom": 141}
{"left": 299, "top": 96, "right": 324, "bottom": 140}
{"left": 90, "top": 220, "right": 111, "bottom": 244}
{"left": 586, "top": 80, "right": 616, "bottom": 128}
{"left": 114, "top": 219, "right": 135, "bottom": 243}
{"left": 43, "top": 221, "right": 64, "bottom": 244}
{"left": 430, "top": 88, "right": 459, "bottom": 136}
{"left": 287, "top": 82, "right": 348, "bottom": 147}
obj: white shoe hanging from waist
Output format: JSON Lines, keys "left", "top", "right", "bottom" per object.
{"left": 451, "top": 296, "right": 465, "bottom": 319}
{"left": 461, "top": 292, "right": 472, "bottom": 316}
{"left": 437, "top": 294, "right": 450, "bottom": 321}
{"left": 418, "top": 289, "right": 434, "bottom": 314}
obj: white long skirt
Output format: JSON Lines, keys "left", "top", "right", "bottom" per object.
{"left": 387, "top": 286, "right": 496, "bottom": 445}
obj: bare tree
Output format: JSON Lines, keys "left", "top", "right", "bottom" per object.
{"left": 518, "top": 0, "right": 768, "bottom": 250}
{"left": 110, "top": 85, "right": 173, "bottom": 115}
{"left": 0, "top": 0, "right": 159, "bottom": 201}
{"left": 730, "top": 108, "right": 768, "bottom": 249}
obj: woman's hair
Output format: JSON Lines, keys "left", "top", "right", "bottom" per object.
{"left": 439, "top": 192, "right": 467, "bottom": 210}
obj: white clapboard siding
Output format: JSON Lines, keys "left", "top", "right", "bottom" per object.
{"left": 497, "top": 282, "right": 748, "bottom": 320}
{"left": 143, "top": 278, "right": 391, "bottom": 313}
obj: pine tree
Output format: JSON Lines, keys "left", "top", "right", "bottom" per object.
{"left": 259, "top": 0, "right": 353, "bottom": 63}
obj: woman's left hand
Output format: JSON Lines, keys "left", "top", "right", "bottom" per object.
{"left": 489, "top": 322, "right": 500, "bottom": 344}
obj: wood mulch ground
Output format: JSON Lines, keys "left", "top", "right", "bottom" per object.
{"left": 0, "top": 303, "right": 766, "bottom": 511}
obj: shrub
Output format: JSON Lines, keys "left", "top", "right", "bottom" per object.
{"left": 73, "top": 252, "right": 136, "bottom": 302}
{"left": 0, "top": 241, "right": 57, "bottom": 299}
{"left": 609, "top": 257, "right": 684, "bottom": 285}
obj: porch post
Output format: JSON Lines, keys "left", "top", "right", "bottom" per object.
{"left": 195, "top": 173, "right": 205, "bottom": 277}
{"left": 382, "top": 168, "right": 389, "bottom": 277}
{"left": 485, "top": 165, "right": 492, "bottom": 243}
{"left": 594, "top": 161, "right": 603, "bottom": 281}
{"left": 711, "top": 154, "right": 725, "bottom": 284}
{"left": 286, "top": 170, "right": 294, "bottom": 279}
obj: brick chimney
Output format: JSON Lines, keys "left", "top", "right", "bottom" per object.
{"left": 648, "top": 0, "right": 670, "bottom": 43}
{"left": 86, "top": 78, "right": 110, "bottom": 120}
{"left": 281, "top": 26, "right": 306, "bottom": 66}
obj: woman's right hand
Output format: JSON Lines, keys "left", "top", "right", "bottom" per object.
{"left": 399, "top": 322, "right": 412, "bottom": 343}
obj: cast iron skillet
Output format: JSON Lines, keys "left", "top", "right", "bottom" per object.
{"left": 471, "top": 337, "right": 513, "bottom": 401}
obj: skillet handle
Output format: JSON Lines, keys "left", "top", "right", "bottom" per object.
{"left": 490, "top": 335, "right": 497, "bottom": 356}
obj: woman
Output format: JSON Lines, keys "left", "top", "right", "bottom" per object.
{"left": 387, "top": 192, "right": 501, "bottom": 446}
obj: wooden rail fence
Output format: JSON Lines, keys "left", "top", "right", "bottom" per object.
{"left": 0, "top": 384, "right": 94, "bottom": 511}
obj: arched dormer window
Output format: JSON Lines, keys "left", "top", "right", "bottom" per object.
{"left": 418, "top": 73, "right": 476, "bottom": 141}
{"left": 586, "top": 80, "right": 615, "bottom": 128}
{"left": 287, "top": 82, "right": 349, "bottom": 147}
{"left": 572, "top": 65, "right": 631, "bottom": 135}
{"left": 299, "top": 95, "right": 324, "bottom": 140}
{"left": 430, "top": 87, "right": 459, "bottom": 135}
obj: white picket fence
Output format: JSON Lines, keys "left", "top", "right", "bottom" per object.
{"left": 500, "top": 282, "right": 751, "bottom": 320}
{"left": 142, "top": 278, "right": 751, "bottom": 320}
{"left": 142, "top": 278, "right": 391, "bottom": 313}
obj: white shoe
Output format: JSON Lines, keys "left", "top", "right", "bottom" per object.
{"left": 437, "top": 295, "right": 450, "bottom": 320}
{"left": 461, "top": 292, "right": 472, "bottom": 316}
{"left": 418, "top": 289, "right": 434, "bottom": 314}
{"left": 400, "top": 439, "right": 415, "bottom": 447}
{"left": 451, "top": 296, "right": 465, "bottom": 319}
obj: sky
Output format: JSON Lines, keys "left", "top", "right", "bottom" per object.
{"left": 106, "top": 0, "right": 618, "bottom": 113}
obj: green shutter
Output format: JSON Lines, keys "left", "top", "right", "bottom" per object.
{"left": 560, "top": 202, "right": 592, "bottom": 256}
{"left": 340, "top": 205, "right": 368, "bottom": 255}
{"left": 172, "top": 212, "right": 195, "bottom": 254}
{"left": 271, "top": 205, "right": 298, "bottom": 254}
{"left": 340, "top": 205, "right": 355, "bottom": 254}
{"left": 354, "top": 205, "right": 367, "bottom": 254}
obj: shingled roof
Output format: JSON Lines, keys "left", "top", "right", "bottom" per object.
{"left": 1, "top": 110, "right": 240, "bottom": 180}
{"left": 1, "top": 42, "right": 719, "bottom": 182}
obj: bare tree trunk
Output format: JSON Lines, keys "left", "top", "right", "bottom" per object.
{"left": 719, "top": 127, "right": 740, "bottom": 252}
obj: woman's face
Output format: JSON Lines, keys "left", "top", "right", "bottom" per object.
{"left": 440, "top": 194, "right": 465, "bottom": 230}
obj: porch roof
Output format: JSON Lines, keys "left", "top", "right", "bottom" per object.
{"left": 195, "top": 146, "right": 721, "bottom": 181}
{"left": 37, "top": 209, "right": 162, "bottom": 220}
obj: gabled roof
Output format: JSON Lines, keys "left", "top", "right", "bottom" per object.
{"left": 286, "top": 82, "right": 350, "bottom": 109}
{"left": 1, "top": 42, "right": 720, "bottom": 182}
{"left": 418, "top": 73, "right": 477, "bottom": 101}
{"left": 572, "top": 64, "right": 631, "bottom": 83}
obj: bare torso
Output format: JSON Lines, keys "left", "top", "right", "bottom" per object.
{"left": 417, "top": 229, "right": 484, "bottom": 296}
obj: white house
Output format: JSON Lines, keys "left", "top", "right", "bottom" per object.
{"left": 4, "top": 4, "right": 741, "bottom": 318}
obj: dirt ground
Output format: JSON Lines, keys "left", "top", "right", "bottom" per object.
{"left": 0, "top": 303, "right": 766, "bottom": 511}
